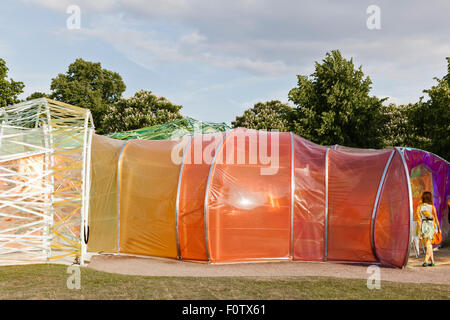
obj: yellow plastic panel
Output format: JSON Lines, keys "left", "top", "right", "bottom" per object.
{"left": 118, "top": 139, "right": 181, "bottom": 258}
{"left": 88, "top": 134, "right": 125, "bottom": 252}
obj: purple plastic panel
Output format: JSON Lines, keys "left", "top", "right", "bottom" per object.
{"left": 403, "top": 148, "right": 450, "bottom": 244}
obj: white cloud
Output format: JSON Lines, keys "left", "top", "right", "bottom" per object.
{"left": 22, "top": 0, "right": 118, "bottom": 12}
{"left": 180, "top": 31, "right": 206, "bottom": 45}
{"left": 66, "top": 15, "right": 296, "bottom": 76}
{"left": 21, "top": 0, "right": 450, "bottom": 103}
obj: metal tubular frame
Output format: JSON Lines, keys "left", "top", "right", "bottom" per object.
{"left": 175, "top": 136, "right": 194, "bottom": 259}
{"left": 203, "top": 130, "right": 230, "bottom": 263}
{"left": 370, "top": 150, "right": 395, "bottom": 261}
{"left": 395, "top": 147, "right": 414, "bottom": 267}
{"left": 0, "top": 98, "right": 93, "bottom": 264}
{"left": 0, "top": 125, "right": 52, "bottom": 260}
{"left": 80, "top": 113, "right": 93, "bottom": 265}
{"left": 324, "top": 147, "right": 330, "bottom": 261}
{"left": 289, "top": 132, "right": 294, "bottom": 259}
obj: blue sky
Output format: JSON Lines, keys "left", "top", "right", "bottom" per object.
{"left": 1, "top": 0, "right": 449, "bottom": 125}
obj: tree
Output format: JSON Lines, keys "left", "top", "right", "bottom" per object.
{"left": 380, "top": 103, "right": 427, "bottom": 148}
{"left": 288, "top": 50, "right": 386, "bottom": 148}
{"left": 0, "top": 58, "right": 24, "bottom": 108}
{"left": 232, "top": 100, "right": 295, "bottom": 131}
{"left": 50, "top": 58, "right": 126, "bottom": 132}
{"left": 102, "top": 90, "right": 183, "bottom": 134}
{"left": 409, "top": 57, "right": 450, "bottom": 160}
{"left": 26, "top": 92, "right": 48, "bottom": 100}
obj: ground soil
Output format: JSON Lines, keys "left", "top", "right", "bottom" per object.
{"left": 87, "top": 246, "right": 450, "bottom": 285}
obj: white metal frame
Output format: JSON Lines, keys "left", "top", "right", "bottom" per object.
{"left": 203, "top": 131, "right": 230, "bottom": 263}
{"left": 369, "top": 150, "right": 395, "bottom": 261}
{"left": 0, "top": 98, "right": 94, "bottom": 265}
{"left": 324, "top": 147, "right": 330, "bottom": 261}
{"left": 175, "top": 136, "right": 194, "bottom": 259}
{"left": 395, "top": 147, "right": 414, "bottom": 267}
{"left": 116, "top": 141, "right": 131, "bottom": 254}
{"left": 290, "top": 132, "right": 294, "bottom": 259}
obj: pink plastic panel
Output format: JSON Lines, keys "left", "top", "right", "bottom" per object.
{"left": 374, "top": 151, "right": 410, "bottom": 268}
{"left": 292, "top": 136, "right": 327, "bottom": 261}
{"left": 327, "top": 149, "right": 392, "bottom": 262}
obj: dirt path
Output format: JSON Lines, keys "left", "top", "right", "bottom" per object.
{"left": 87, "top": 247, "right": 450, "bottom": 285}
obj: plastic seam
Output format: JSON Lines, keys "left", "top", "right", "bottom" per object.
{"left": 116, "top": 140, "right": 131, "bottom": 254}
{"left": 370, "top": 149, "right": 395, "bottom": 263}
{"left": 324, "top": 147, "right": 330, "bottom": 262}
{"left": 395, "top": 147, "right": 414, "bottom": 268}
{"left": 175, "top": 135, "right": 194, "bottom": 260}
{"left": 203, "top": 131, "right": 230, "bottom": 263}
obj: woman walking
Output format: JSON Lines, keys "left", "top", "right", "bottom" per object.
{"left": 417, "top": 191, "right": 441, "bottom": 267}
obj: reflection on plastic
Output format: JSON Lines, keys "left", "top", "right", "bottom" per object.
{"left": 85, "top": 130, "right": 447, "bottom": 268}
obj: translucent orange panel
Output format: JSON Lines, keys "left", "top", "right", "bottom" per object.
{"left": 374, "top": 152, "right": 410, "bottom": 267}
{"left": 118, "top": 139, "right": 182, "bottom": 258}
{"left": 178, "top": 133, "right": 224, "bottom": 260}
{"left": 292, "top": 136, "right": 327, "bottom": 261}
{"left": 327, "top": 149, "right": 392, "bottom": 262}
{"left": 206, "top": 129, "right": 291, "bottom": 262}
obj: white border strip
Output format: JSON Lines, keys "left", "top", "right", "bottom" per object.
{"left": 290, "top": 132, "right": 294, "bottom": 259}
{"left": 324, "top": 147, "right": 330, "bottom": 261}
{"left": 175, "top": 136, "right": 194, "bottom": 259}
{"left": 203, "top": 131, "right": 230, "bottom": 263}
{"left": 116, "top": 140, "right": 131, "bottom": 253}
{"left": 370, "top": 149, "right": 395, "bottom": 261}
{"left": 395, "top": 147, "right": 414, "bottom": 267}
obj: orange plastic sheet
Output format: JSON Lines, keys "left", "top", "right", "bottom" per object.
{"left": 178, "top": 133, "right": 225, "bottom": 260}
{"left": 86, "top": 129, "right": 414, "bottom": 268}
{"left": 206, "top": 129, "right": 291, "bottom": 262}
{"left": 118, "top": 139, "right": 185, "bottom": 258}
{"left": 327, "top": 148, "right": 392, "bottom": 263}
{"left": 292, "top": 136, "right": 327, "bottom": 261}
{"left": 374, "top": 151, "right": 410, "bottom": 267}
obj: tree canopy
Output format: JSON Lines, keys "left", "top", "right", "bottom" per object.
{"left": 102, "top": 90, "right": 183, "bottom": 134}
{"left": 1, "top": 54, "right": 447, "bottom": 160}
{"left": 232, "top": 100, "right": 295, "bottom": 131}
{"left": 408, "top": 58, "right": 450, "bottom": 160}
{"left": 288, "top": 50, "right": 386, "bottom": 149}
{"left": 26, "top": 91, "right": 48, "bottom": 100}
{"left": 49, "top": 58, "right": 126, "bottom": 132}
{"left": 0, "top": 58, "right": 24, "bottom": 108}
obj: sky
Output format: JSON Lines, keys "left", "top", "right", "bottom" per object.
{"left": 0, "top": 0, "right": 449, "bottom": 125}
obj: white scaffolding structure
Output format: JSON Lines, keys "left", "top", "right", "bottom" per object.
{"left": 0, "top": 98, "right": 94, "bottom": 265}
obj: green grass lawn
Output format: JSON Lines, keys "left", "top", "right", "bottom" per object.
{"left": 0, "top": 264, "right": 449, "bottom": 300}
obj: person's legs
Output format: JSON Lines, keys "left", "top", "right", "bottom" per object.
{"left": 429, "top": 240, "right": 434, "bottom": 265}
{"left": 424, "top": 239, "right": 432, "bottom": 264}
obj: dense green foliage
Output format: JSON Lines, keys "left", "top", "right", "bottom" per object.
{"left": 26, "top": 91, "right": 48, "bottom": 100}
{"left": 232, "top": 100, "right": 295, "bottom": 131}
{"left": 409, "top": 58, "right": 450, "bottom": 160}
{"left": 288, "top": 50, "right": 386, "bottom": 148}
{"left": 234, "top": 52, "right": 449, "bottom": 160}
{"left": 102, "top": 90, "right": 183, "bottom": 133}
{"left": 1, "top": 54, "right": 448, "bottom": 159}
{"left": 49, "top": 58, "right": 126, "bottom": 133}
{"left": 0, "top": 58, "right": 24, "bottom": 108}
